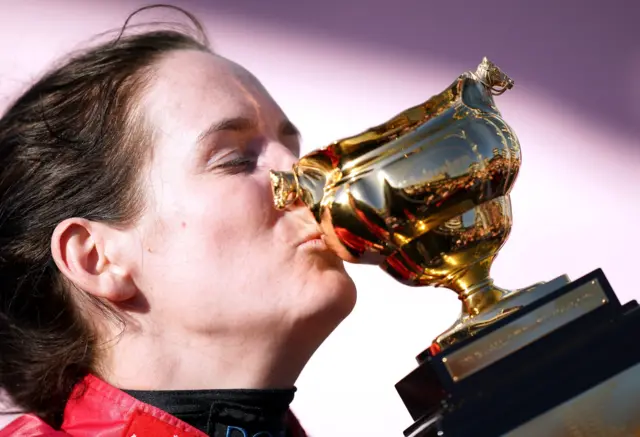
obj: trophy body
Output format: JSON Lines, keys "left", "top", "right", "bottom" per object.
{"left": 270, "top": 59, "right": 640, "bottom": 436}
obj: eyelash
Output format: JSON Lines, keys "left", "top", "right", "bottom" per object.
{"left": 213, "top": 156, "right": 257, "bottom": 174}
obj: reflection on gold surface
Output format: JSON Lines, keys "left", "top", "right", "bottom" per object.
{"left": 270, "top": 58, "right": 529, "bottom": 350}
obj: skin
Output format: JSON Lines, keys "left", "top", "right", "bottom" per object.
{"left": 51, "top": 50, "right": 357, "bottom": 390}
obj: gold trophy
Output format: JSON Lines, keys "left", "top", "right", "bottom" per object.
{"left": 270, "top": 59, "right": 640, "bottom": 436}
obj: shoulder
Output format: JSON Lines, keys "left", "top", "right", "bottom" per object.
{"left": 0, "top": 414, "right": 69, "bottom": 436}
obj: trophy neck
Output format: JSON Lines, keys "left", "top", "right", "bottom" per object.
{"left": 430, "top": 257, "right": 519, "bottom": 352}
{"left": 450, "top": 257, "right": 509, "bottom": 316}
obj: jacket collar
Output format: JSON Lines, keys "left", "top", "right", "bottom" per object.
{"left": 0, "top": 374, "right": 206, "bottom": 437}
{"left": 63, "top": 374, "right": 207, "bottom": 437}
{"left": 0, "top": 375, "right": 307, "bottom": 437}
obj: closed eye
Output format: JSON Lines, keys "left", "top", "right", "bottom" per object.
{"left": 216, "top": 156, "right": 257, "bottom": 174}
{"left": 207, "top": 148, "right": 258, "bottom": 174}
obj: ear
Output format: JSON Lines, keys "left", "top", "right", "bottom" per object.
{"left": 51, "top": 218, "right": 137, "bottom": 302}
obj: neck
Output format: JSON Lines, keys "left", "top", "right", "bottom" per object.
{"left": 97, "top": 327, "right": 316, "bottom": 391}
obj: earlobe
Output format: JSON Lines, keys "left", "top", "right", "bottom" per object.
{"left": 51, "top": 218, "right": 137, "bottom": 302}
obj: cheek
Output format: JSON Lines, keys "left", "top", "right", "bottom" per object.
{"left": 154, "top": 174, "right": 278, "bottom": 261}
{"left": 200, "top": 183, "right": 273, "bottom": 248}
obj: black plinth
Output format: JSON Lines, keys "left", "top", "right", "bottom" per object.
{"left": 395, "top": 269, "right": 640, "bottom": 437}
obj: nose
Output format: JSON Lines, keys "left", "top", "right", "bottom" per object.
{"left": 266, "top": 141, "right": 298, "bottom": 173}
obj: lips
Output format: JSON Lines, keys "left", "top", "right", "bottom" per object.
{"left": 287, "top": 208, "right": 326, "bottom": 249}
{"left": 298, "top": 232, "right": 323, "bottom": 246}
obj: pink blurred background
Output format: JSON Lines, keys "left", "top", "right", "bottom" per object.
{"left": 1, "top": 1, "right": 638, "bottom": 435}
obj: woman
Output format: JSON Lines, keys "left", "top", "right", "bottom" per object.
{"left": 0, "top": 6, "right": 356, "bottom": 437}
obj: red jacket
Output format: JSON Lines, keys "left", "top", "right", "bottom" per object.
{"left": 0, "top": 374, "right": 307, "bottom": 437}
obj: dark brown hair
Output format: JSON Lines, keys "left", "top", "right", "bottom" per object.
{"left": 0, "top": 5, "right": 210, "bottom": 428}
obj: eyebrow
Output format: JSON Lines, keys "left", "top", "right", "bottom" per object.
{"left": 197, "top": 116, "right": 301, "bottom": 145}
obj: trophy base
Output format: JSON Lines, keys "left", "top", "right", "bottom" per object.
{"left": 396, "top": 269, "right": 640, "bottom": 436}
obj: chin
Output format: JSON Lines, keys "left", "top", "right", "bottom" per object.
{"left": 289, "top": 249, "right": 358, "bottom": 327}
{"left": 307, "top": 267, "right": 358, "bottom": 326}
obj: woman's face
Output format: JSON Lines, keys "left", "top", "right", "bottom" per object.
{"left": 124, "top": 50, "right": 356, "bottom": 342}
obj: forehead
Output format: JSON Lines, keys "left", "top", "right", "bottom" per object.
{"left": 143, "top": 50, "right": 283, "bottom": 136}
